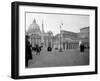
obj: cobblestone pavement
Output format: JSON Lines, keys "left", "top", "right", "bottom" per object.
{"left": 28, "top": 48, "right": 89, "bottom": 68}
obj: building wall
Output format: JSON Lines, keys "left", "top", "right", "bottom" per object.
{"left": 80, "top": 27, "right": 89, "bottom": 38}
{"left": 79, "top": 27, "right": 90, "bottom": 48}
{"left": 53, "top": 31, "right": 80, "bottom": 50}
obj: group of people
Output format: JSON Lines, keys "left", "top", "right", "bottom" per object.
{"left": 25, "top": 35, "right": 53, "bottom": 67}
{"left": 25, "top": 35, "right": 89, "bottom": 67}
{"left": 25, "top": 35, "right": 43, "bottom": 67}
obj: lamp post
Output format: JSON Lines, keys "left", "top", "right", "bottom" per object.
{"left": 59, "top": 23, "right": 63, "bottom": 52}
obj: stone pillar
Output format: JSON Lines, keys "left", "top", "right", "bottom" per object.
{"left": 65, "top": 42, "right": 66, "bottom": 50}
{"left": 72, "top": 43, "right": 73, "bottom": 49}
{"left": 67, "top": 42, "right": 68, "bottom": 49}
{"left": 68, "top": 42, "right": 69, "bottom": 49}
{"left": 68, "top": 43, "right": 70, "bottom": 49}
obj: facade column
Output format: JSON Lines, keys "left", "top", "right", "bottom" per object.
{"left": 71, "top": 42, "right": 72, "bottom": 49}
{"left": 72, "top": 43, "right": 73, "bottom": 49}
{"left": 67, "top": 42, "right": 68, "bottom": 49}
{"left": 64, "top": 40, "right": 66, "bottom": 50}
{"left": 68, "top": 42, "right": 69, "bottom": 49}
{"left": 67, "top": 42, "right": 69, "bottom": 49}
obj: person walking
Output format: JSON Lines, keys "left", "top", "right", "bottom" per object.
{"left": 25, "top": 35, "right": 32, "bottom": 67}
{"left": 80, "top": 43, "right": 85, "bottom": 52}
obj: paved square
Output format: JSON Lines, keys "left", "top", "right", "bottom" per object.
{"left": 28, "top": 48, "right": 89, "bottom": 68}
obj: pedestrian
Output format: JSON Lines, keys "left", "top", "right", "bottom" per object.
{"left": 25, "top": 35, "right": 32, "bottom": 67}
{"left": 80, "top": 43, "right": 85, "bottom": 52}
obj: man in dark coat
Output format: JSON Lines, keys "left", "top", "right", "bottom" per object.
{"left": 25, "top": 35, "right": 32, "bottom": 67}
{"left": 80, "top": 43, "right": 85, "bottom": 52}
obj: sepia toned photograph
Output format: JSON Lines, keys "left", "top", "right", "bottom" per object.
{"left": 25, "top": 12, "right": 90, "bottom": 68}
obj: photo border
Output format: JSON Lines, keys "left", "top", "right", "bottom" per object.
{"left": 11, "top": 1, "right": 98, "bottom": 79}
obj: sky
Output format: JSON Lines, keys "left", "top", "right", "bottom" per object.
{"left": 26, "top": 12, "right": 89, "bottom": 35}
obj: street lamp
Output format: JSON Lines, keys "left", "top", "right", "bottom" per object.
{"left": 59, "top": 23, "right": 63, "bottom": 52}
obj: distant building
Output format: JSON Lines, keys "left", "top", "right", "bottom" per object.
{"left": 53, "top": 30, "right": 79, "bottom": 50}
{"left": 53, "top": 27, "right": 90, "bottom": 50}
{"left": 79, "top": 27, "right": 89, "bottom": 39}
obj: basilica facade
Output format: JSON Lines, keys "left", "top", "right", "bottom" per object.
{"left": 26, "top": 19, "right": 53, "bottom": 48}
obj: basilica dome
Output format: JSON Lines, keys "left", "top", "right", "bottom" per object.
{"left": 28, "top": 19, "right": 41, "bottom": 35}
